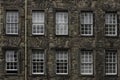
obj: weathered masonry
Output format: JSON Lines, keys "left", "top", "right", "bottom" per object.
{"left": 0, "top": 0, "right": 120, "bottom": 80}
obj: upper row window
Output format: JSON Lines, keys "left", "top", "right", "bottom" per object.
{"left": 5, "top": 11, "right": 118, "bottom": 37}
{"left": 105, "top": 13, "right": 117, "bottom": 36}
{"left": 32, "top": 11, "right": 45, "bottom": 35}
{"left": 56, "top": 12, "right": 68, "bottom": 35}
{"left": 80, "top": 12, "right": 93, "bottom": 36}
{"left": 6, "top": 11, "right": 19, "bottom": 35}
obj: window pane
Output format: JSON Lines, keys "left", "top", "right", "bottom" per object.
{"left": 32, "top": 24, "right": 44, "bottom": 35}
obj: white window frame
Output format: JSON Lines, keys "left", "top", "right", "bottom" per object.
{"left": 32, "top": 11, "right": 45, "bottom": 35}
{"left": 56, "top": 50, "right": 68, "bottom": 75}
{"left": 56, "top": 12, "right": 68, "bottom": 35}
{"left": 6, "top": 11, "right": 19, "bottom": 35}
{"left": 105, "top": 50, "right": 117, "bottom": 75}
{"left": 5, "top": 50, "right": 18, "bottom": 73}
{"left": 105, "top": 13, "right": 117, "bottom": 36}
{"left": 80, "top": 12, "right": 93, "bottom": 36}
{"left": 32, "top": 50, "right": 45, "bottom": 74}
{"left": 80, "top": 50, "right": 93, "bottom": 75}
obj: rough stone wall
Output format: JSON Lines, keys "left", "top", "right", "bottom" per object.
{"left": 1, "top": 0, "right": 120, "bottom": 80}
{"left": 27, "top": 0, "right": 120, "bottom": 80}
{"left": 0, "top": 0, "right": 25, "bottom": 80}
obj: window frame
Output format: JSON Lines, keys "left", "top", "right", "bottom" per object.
{"left": 80, "top": 12, "right": 93, "bottom": 36}
{"left": 55, "top": 49, "right": 68, "bottom": 75}
{"left": 55, "top": 12, "right": 68, "bottom": 36}
{"left": 32, "top": 49, "right": 45, "bottom": 75}
{"left": 5, "top": 50, "right": 19, "bottom": 74}
{"left": 105, "top": 50, "right": 117, "bottom": 75}
{"left": 105, "top": 12, "right": 117, "bottom": 37}
{"left": 32, "top": 11, "right": 45, "bottom": 35}
{"left": 80, "top": 50, "right": 93, "bottom": 75}
{"left": 6, "top": 11, "right": 19, "bottom": 35}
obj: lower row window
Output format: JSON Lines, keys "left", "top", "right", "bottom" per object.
{"left": 81, "top": 50, "right": 93, "bottom": 75}
{"left": 56, "top": 49, "right": 68, "bottom": 74}
{"left": 4, "top": 49, "right": 117, "bottom": 75}
{"left": 32, "top": 50, "right": 45, "bottom": 74}
{"left": 105, "top": 50, "right": 117, "bottom": 75}
{"left": 5, "top": 50, "right": 18, "bottom": 74}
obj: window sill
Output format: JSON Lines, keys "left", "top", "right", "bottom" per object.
{"left": 32, "top": 33, "right": 45, "bottom": 35}
{"left": 79, "top": 74, "right": 94, "bottom": 77}
{"left": 31, "top": 34, "right": 45, "bottom": 37}
{"left": 104, "top": 35, "right": 118, "bottom": 38}
{"left": 56, "top": 73, "right": 68, "bottom": 75}
{"left": 79, "top": 35, "right": 95, "bottom": 37}
{"left": 55, "top": 35, "right": 69, "bottom": 37}
{"left": 105, "top": 74, "right": 118, "bottom": 77}
{"left": 30, "top": 73, "right": 46, "bottom": 77}
{"left": 4, "top": 34, "right": 20, "bottom": 37}
{"left": 105, "top": 73, "right": 117, "bottom": 76}
{"left": 4, "top": 73, "right": 19, "bottom": 76}
{"left": 32, "top": 73, "right": 44, "bottom": 75}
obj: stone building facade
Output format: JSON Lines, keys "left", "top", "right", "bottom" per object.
{"left": 0, "top": 0, "right": 120, "bottom": 80}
